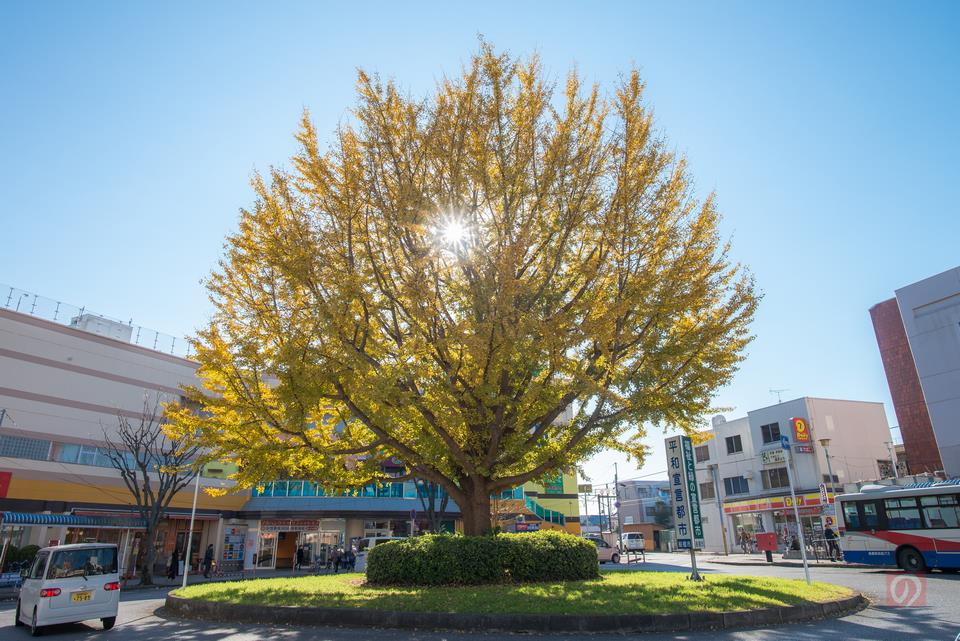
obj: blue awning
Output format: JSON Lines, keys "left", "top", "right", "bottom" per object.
{"left": 0, "top": 512, "right": 146, "bottom": 528}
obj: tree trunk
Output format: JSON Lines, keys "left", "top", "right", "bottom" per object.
{"left": 140, "top": 523, "right": 157, "bottom": 586}
{"left": 459, "top": 481, "right": 493, "bottom": 536}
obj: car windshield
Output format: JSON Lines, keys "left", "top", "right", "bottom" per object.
{"left": 47, "top": 548, "right": 117, "bottom": 579}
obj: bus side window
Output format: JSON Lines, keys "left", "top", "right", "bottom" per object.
{"left": 921, "top": 494, "right": 960, "bottom": 529}
{"left": 842, "top": 502, "right": 861, "bottom": 530}
{"left": 861, "top": 501, "right": 881, "bottom": 529}
{"left": 884, "top": 497, "right": 922, "bottom": 529}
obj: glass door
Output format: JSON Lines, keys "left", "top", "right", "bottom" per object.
{"left": 257, "top": 531, "right": 277, "bottom": 569}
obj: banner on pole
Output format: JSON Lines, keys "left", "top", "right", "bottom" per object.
{"left": 665, "top": 435, "right": 704, "bottom": 550}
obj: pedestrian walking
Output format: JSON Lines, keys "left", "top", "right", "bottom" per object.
{"left": 203, "top": 544, "right": 215, "bottom": 578}
{"left": 331, "top": 547, "right": 342, "bottom": 574}
{"left": 824, "top": 526, "right": 840, "bottom": 561}
{"left": 296, "top": 545, "right": 305, "bottom": 571}
{"left": 167, "top": 547, "right": 180, "bottom": 580}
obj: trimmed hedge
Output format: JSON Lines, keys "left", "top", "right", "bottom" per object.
{"left": 366, "top": 530, "right": 600, "bottom": 585}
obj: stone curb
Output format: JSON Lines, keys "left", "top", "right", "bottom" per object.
{"left": 164, "top": 592, "right": 868, "bottom": 634}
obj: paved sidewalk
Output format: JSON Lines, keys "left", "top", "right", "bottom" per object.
{"left": 703, "top": 552, "right": 852, "bottom": 568}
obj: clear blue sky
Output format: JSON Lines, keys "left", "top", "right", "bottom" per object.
{"left": 2, "top": 1, "right": 958, "bottom": 488}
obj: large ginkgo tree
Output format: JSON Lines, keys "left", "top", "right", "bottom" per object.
{"left": 168, "top": 44, "right": 758, "bottom": 535}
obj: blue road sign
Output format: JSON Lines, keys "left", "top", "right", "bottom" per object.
{"left": 780, "top": 435, "right": 791, "bottom": 450}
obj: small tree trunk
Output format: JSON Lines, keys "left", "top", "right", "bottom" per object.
{"left": 459, "top": 483, "right": 492, "bottom": 536}
{"left": 140, "top": 524, "right": 157, "bottom": 586}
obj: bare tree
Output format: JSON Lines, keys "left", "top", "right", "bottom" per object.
{"left": 415, "top": 479, "right": 450, "bottom": 534}
{"left": 102, "top": 396, "right": 201, "bottom": 585}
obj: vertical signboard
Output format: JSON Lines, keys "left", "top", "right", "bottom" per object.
{"left": 665, "top": 435, "right": 704, "bottom": 550}
{"left": 790, "top": 417, "right": 812, "bottom": 443}
{"left": 682, "top": 437, "right": 705, "bottom": 549}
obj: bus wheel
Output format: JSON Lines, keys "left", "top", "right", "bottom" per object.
{"left": 897, "top": 546, "right": 926, "bottom": 572}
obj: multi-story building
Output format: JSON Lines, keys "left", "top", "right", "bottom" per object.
{"left": 1, "top": 285, "right": 580, "bottom": 574}
{"left": 617, "top": 480, "right": 670, "bottom": 526}
{"left": 870, "top": 265, "right": 960, "bottom": 477}
{"left": 238, "top": 470, "right": 581, "bottom": 571}
{"left": 0, "top": 286, "right": 246, "bottom": 576}
{"left": 692, "top": 397, "right": 893, "bottom": 553}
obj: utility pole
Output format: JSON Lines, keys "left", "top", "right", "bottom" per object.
{"left": 708, "top": 464, "right": 729, "bottom": 555}
{"left": 884, "top": 441, "right": 900, "bottom": 479}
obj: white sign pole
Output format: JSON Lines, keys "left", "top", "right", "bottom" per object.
{"left": 782, "top": 436, "right": 812, "bottom": 585}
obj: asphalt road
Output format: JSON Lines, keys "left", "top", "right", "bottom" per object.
{"left": 1, "top": 553, "right": 958, "bottom": 641}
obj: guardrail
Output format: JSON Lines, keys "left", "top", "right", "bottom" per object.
{"left": 1, "top": 283, "right": 190, "bottom": 358}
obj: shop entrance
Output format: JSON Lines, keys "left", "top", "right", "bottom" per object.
{"left": 773, "top": 510, "right": 822, "bottom": 546}
{"left": 257, "top": 519, "right": 323, "bottom": 570}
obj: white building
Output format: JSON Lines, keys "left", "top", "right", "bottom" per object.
{"left": 693, "top": 397, "right": 892, "bottom": 553}
{"left": 0, "top": 286, "right": 244, "bottom": 576}
{"left": 617, "top": 480, "right": 670, "bottom": 525}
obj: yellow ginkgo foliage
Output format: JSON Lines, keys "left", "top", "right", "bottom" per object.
{"left": 167, "top": 44, "right": 758, "bottom": 535}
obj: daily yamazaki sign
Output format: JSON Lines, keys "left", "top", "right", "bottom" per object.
{"left": 790, "top": 417, "right": 812, "bottom": 443}
{"left": 723, "top": 492, "right": 834, "bottom": 514}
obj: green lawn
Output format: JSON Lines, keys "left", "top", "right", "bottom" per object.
{"left": 173, "top": 572, "right": 852, "bottom": 615}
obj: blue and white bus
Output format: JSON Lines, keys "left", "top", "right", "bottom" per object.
{"left": 835, "top": 479, "right": 960, "bottom": 572}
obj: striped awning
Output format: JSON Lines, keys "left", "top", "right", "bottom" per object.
{"left": 0, "top": 512, "right": 146, "bottom": 528}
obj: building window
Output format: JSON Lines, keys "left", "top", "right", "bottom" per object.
{"left": 822, "top": 474, "right": 840, "bottom": 485}
{"left": 695, "top": 445, "right": 710, "bottom": 463}
{"left": 761, "top": 467, "right": 790, "bottom": 489}
{"left": 699, "top": 481, "right": 716, "bottom": 500}
{"left": 725, "top": 435, "right": 743, "bottom": 455}
{"left": 55, "top": 443, "right": 127, "bottom": 468}
{"left": 723, "top": 476, "right": 749, "bottom": 495}
{"left": 0, "top": 435, "right": 51, "bottom": 461}
{"left": 760, "top": 422, "right": 781, "bottom": 444}
{"left": 645, "top": 506, "right": 656, "bottom": 517}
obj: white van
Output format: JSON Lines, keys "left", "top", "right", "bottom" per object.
{"left": 16, "top": 543, "right": 120, "bottom": 636}
{"left": 619, "top": 532, "right": 646, "bottom": 552}
{"left": 353, "top": 536, "right": 406, "bottom": 573}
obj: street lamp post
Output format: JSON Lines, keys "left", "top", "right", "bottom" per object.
{"left": 614, "top": 463, "right": 624, "bottom": 556}
{"left": 181, "top": 465, "right": 202, "bottom": 589}
{"left": 782, "top": 436, "right": 812, "bottom": 585}
{"left": 818, "top": 438, "right": 836, "bottom": 493}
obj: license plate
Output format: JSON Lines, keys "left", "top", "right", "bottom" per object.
{"left": 71, "top": 591, "right": 92, "bottom": 603}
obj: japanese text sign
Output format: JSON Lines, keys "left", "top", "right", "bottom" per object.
{"left": 665, "top": 435, "right": 704, "bottom": 550}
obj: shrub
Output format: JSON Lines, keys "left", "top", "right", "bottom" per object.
{"left": 366, "top": 530, "right": 599, "bottom": 585}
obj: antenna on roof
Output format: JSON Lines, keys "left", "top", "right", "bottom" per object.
{"left": 769, "top": 388, "right": 789, "bottom": 404}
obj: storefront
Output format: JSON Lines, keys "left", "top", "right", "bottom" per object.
{"left": 0, "top": 511, "right": 146, "bottom": 575}
{"left": 722, "top": 491, "right": 835, "bottom": 549}
{"left": 255, "top": 519, "right": 344, "bottom": 570}
{"left": 152, "top": 513, "right": 219, "bottom": 575}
